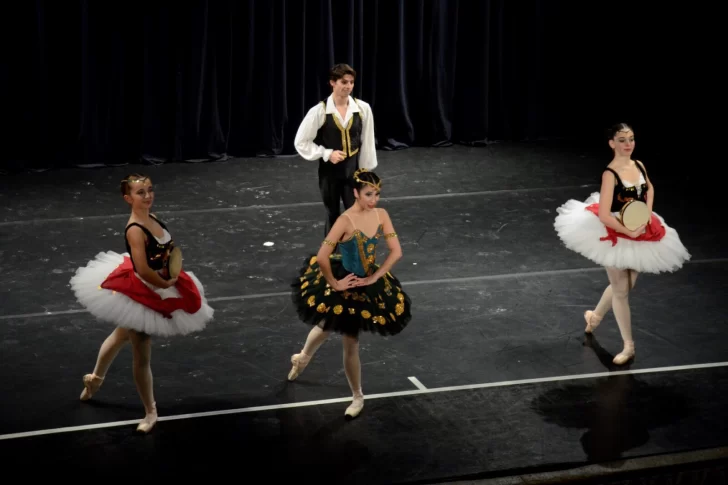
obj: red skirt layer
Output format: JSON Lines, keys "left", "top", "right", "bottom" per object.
{"left": 100, "top": 256, "right": 202, "bottom": 318}
{"left": 585, "top": 203, "right": 666, "bottom": 246}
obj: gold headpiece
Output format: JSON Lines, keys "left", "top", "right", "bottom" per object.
{"left": 353, "top": 168, "right": 381, "bottom": 190}
{"left": 121, "top": 176, "right": 150, "bottom": 185}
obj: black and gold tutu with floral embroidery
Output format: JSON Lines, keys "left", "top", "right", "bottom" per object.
{"left": 292, "top": 215, "right": 412, "bottom": 337}
{"left": 292, "top": 253, "right": 411, "bottom": 337}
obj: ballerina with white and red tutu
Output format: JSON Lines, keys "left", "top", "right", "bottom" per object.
{"left": 554, "top": 123, "right": 690, "bottom": 364}
{"left": 69, "top": 173, "right": 214, "bottom": 433}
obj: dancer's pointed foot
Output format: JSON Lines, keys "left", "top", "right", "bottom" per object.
{"left": 584, "top": 310, "right": 603, "bottom": 333}
{"left": 136, "top": 403, "right": 158, "bottom": 434}
{"left": 287, "top": 352, "right": 311, "bottom": 381}
{"left": 613, "top": 340, "right": 635, "bottom": 365}
{"left": 345, "top": 393, "right": 364, "bottom": 419}
{"left": 80, "top": 373, "right": 104, "bottom": 401}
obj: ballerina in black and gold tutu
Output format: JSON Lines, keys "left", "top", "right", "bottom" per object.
{"left": 289, "top": 168, "right": 411, "bottom": 418}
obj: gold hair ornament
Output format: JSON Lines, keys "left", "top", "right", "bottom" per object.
{"left": 121, "top": 176, "right": 150, "bottom": 185}
{"left": 353, "top": 168, "right": 381, "bottom": 190}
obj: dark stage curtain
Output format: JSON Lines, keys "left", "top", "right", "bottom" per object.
{"left": 3, "top": 0, "right": 610, "bottom": 171}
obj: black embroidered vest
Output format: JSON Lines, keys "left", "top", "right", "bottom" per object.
{"left": 313, "top": 99, "right": 363, "bottom": 158}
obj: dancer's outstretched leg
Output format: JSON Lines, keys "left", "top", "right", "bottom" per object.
{"left": 585, "top": 271, "right": 638, "bottom": 333}
{"left": 80, "top": 327, "right": 129, "bottom": 400}
{"left": 288, "top": 324, "right": 330, "bottom": 381}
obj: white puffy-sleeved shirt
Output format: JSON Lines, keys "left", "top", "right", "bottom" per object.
{"left": 293, "top": 94, "right": 377, "bottom": 170}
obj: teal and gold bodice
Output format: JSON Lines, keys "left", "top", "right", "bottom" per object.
{"left": 338, "top": 224, "right": 383, "bottom": 277}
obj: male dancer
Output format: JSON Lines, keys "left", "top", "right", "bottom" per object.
{"left": 294, "top": 63, "right": 377, "bottom": 235}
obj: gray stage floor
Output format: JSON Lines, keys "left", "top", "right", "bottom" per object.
{"left": 1, "top": 142, "right": 726, "bottom": 483}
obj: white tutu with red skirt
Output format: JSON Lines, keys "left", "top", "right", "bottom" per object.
{"left": 69, "top": 251, "right": 214, "bottom": 337}
{"left": 554, "top": 192, "right": 691, "bottom": 274}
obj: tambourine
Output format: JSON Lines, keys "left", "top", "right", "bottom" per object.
{"left": 168, "top": 247, "right": 183, "bottom": 278}
{"left": 619, "top": 200, "right": 650, "bottom": 231}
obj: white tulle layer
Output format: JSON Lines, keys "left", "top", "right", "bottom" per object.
{"left": 69, "top": 251, "right": 213, "bottom": 337}
{"left": 554, "top": 192, "right": 691, "bottom": 274}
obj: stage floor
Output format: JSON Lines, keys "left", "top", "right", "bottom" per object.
{"left": 1, "top": 142, "right": 726, "bottom": 483}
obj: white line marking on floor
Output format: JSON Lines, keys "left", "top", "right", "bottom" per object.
{"left": 408, "top": 376, "right": 428, "bottom": 390}
{"left": 1, "top": 361, "right": 726, "bottom": 441}
{"left": 0, "top": 185, "right": 597, "bottom": 227}
{"left": 1, "top": 258, "right": 725, "bottom": 321}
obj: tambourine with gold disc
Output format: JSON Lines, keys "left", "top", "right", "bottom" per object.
{"left": 619, "top": 200, "right": 650, "bottom": 231}
{"left": 168, "top": 247, "right": 183, "bottom": 279}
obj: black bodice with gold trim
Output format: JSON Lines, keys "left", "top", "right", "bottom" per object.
{"left": 313, "top": 99, "right": 362, "bottom": 158}
{"left": 124, "top": 215, "right": 175, "bottom": 272}
{"left": 605, "top": 163, "right": 648, "bottom": 213}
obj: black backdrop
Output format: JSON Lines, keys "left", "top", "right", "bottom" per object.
{"left": 2, "top": 0, "right": 686, "bottom": 171}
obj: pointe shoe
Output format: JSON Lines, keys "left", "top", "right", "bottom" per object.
{"left": 80, "top": 374, "right": 104, "bottom": 401}
{"left": 136, "top": 403, "right": 158, "bottom": 434}
{"left": 613, "top": 341, "right": 635, "bottom": 365}
{"left": 584, "top": 310, "right": 603, "bottom": 334}
{"left": 345, "top": 395, "right": 364, "bottom": 419}
{"left": 287, "top": 352, "right": 311, "bottom": 381}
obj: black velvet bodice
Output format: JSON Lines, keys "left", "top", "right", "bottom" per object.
{"left": 124, "top": 215, "right": 174, "bottom": 272}
{"left": 605, "top": 163, "right": 648, "bottom": 213}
